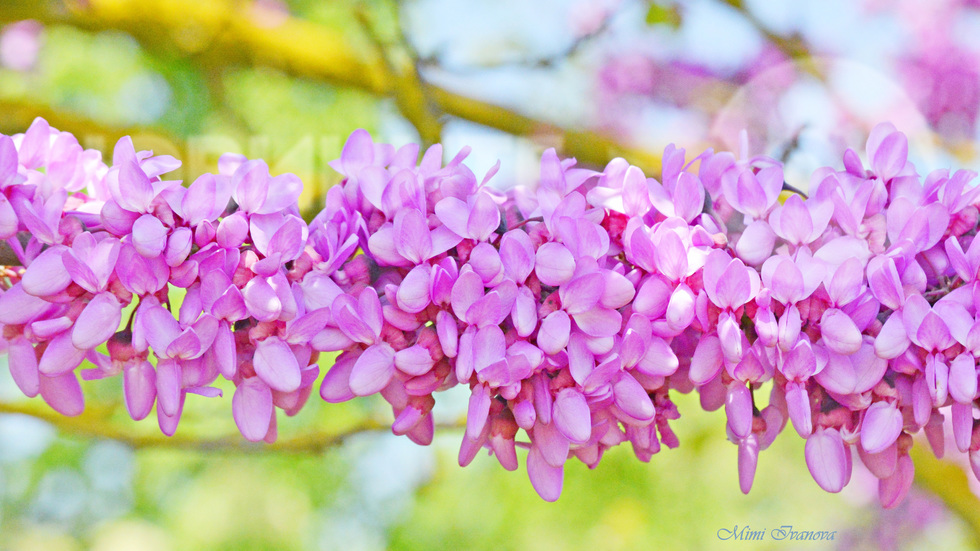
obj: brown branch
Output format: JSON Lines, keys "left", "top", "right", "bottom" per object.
{"left": 0, "top": 233, "right": 29, "bottom": 266}
{"left": 0, "top": 398, "right": 463, "bottom": 454}
{"left": 0, "top": 0, "right": 663, "bottom": 173}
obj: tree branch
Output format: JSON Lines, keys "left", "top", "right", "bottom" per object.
{"left": 0, "top": 398, "right": 463, "bottom": 454}
{"left": 0, "top": 0, "right": 662, "bottom": 173}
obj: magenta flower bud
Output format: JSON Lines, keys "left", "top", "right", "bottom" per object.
{"left": 785, "top": 381, "right": 812, "bottom": 438}
{"left": 123, "top": 360, "right": 156, "bottom": 421}
{"left": 613, "top": 372, "right": 655, "bottom": 423}
{"left": 725, "top": 383, "right": 753, "bottom": 439}
{"left": 233, "top": 377, "right": 273, "bottom": 442}
{"left": 527, "top": 445, "right": 563, "bottom": 502}
{"left": 537, "top": 311, "right": 570, "bottom": 355}
{"left": 805, "top": 428, "right": 849, "bottom": 493}
{"left": 39, "top": 371, "right": 84, "bottom": 417}
{"left": 165, "top": 227, "right": 193, "bottom": 267}
{"left": 217, "top": 212, "right": 249, "bottom": 248}
{"left": 738, "top": 434, "right": 759, "bottom": 494}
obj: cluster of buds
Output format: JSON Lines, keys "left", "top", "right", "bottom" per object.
{"left": 2, "top": 119, "right": 980, "bottom": 505}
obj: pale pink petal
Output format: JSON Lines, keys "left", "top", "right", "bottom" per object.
{"left": 535, "top": 242, "right": 575, "bottom": 286}
{"left": 155, "top": 359, "right": 182, "bottom": 417}
{"left": 394, "top": 209, "right": 433, "bottom": 264}
{"left": 535, "top": 311, "right": 569, "bottom": 355}
{"left": 559, "top": 273, "right": 603, "bottom": 315}
{"left": 434, "top": 196, "right": 470, "bottom": 237}
{"left": 664, "top": 284, "right": 694, "bottom": 333}
{"left": 451, "top": 269, "right": 484, "bottom": 322}
{"left": 468, "top": 192, "right": 500, "bottom": 241}
{"left": 396, "top": 264, "right": 431, "bottom": 314}
{"left": 500, "top": 230, "right": 535, "bottom": 283}
{"left": 735, "top": 220, "right": 776, "bottom": 266}
{"left": 511, "top": 286, "right": 538, "bottom": 337}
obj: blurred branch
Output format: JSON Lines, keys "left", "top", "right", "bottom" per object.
{"left": 718, "top": 0, "right": 810, "bottom": 60}
{"left": 0, "top": 99, "right": 181, "bottom": 149}
{"left": 0, "top": 398, "right": 463, "bottom": 454}
{"left": 910, "top": 444, "right": 980, "bottom": 548}
{"left": 355, "top": 3, "right": 443, "bottom": 148}
{"left": 0, "top": 0, "right": 662, "bottom": 173}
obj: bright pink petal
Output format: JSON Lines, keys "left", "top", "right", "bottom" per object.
{"left": 553, "top": 388, "right": 592, "bottom": 443}
{"left": 805, "top": 428, "right": 848, "bottom": 493}
{"left": 39, "top": 371, "right": 84, "bottom": 417}
{"left": 38, "top": 331, "right": 85, "bottom": 376}
{"left": 254, "top": 337, "right": 301, "bottom": 392}
{"left": 527, "top": 446, "right": 564, "bottom": 502}
{"left": 348, "top": 343, "right": 395, "bottom": 396}
{"left": 72, "top": 292, "right": 122, "bottom": 350}
{"left": 233, "top": 377, "right": 273, "bottom": 442}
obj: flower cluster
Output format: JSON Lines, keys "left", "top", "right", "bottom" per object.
{"left": 2, "top": 118, "right": 980, "bottom": 506}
